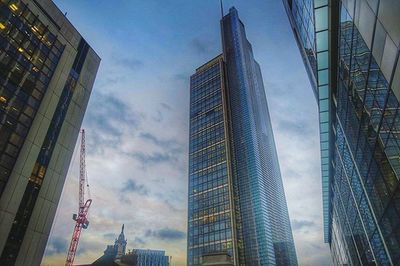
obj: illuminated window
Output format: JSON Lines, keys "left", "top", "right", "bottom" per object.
{"left": 9, "top": 3, "right": 18, "bottom": 12}
{"left": 38, "top": 166, "right": 46, "bottom": 178}
{"left": 0, "top": 23, "right": 5, "bottom": 30}
{"left": 31, "top": 25, "right": 39, "bottom": 33}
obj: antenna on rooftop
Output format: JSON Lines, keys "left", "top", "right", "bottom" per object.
{"left": 220, "top": 0, "right": 224, "bottom": 18}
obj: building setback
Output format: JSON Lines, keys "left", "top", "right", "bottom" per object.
{"left": 187, "top": 7, "right": 297, "bottom": 266}
{"left": 0, "top": 0, "right": 100, "bottom": 265}
{"left": 283, "top": 0, "right": 400, "bottom": 265}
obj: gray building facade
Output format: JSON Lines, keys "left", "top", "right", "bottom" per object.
{"left": 0, "top": 0, "right": 100, "bottom": 265}
{"left": 283, "top": 0, "right": 400, "bottom": 265}
{"left": 127, "top": 249, "right": 170, "bottom": 266}
{"left": 188, "top": 7, "right": 297, "bottom": 266}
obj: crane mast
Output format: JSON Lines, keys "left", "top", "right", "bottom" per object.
{"left": 66, "top": 129, "right": 92, "bottom": 266}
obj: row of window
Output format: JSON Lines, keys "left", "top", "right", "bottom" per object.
{"left": 189, "top": 219, "right": 232, "bottom": 235}
{"left": 190, "top": 163, "right": 227, "bottom": 184}
{"left": 190, "top": 142, "right": 226, "bottom": 172}
{"left": 190, "top": 194, "right": 230, "bottom": 213}
{"left": 0, "top": 10, "right": 62, "bottom": 194}
{"left": 190, "top": 185, "right": 230, "bottom": 203}
{"left": 190, "top": 92, "right": 222, "bottom": 118}
{"left": 190, "top": 229, "right": 232, "bottom": 245}
{"left": 190, "top": 176, "right": 228, "bottom": 195}
{"left": 190, "top": 106, "right": 223, "bottom": 136}
{"left": 191, "top": 78, "right": 221, "bottom": 104}
{"left": 1, "top": 0, "right": 61, "bottom": 49}
{"left": 190, "top": 202, "right": 230, "bottom": 219}
{"left": 191, "top": 64, "right": 220, "bottom": 87}
{"left": 190, "top": 122, "right": 225, "bottom": 153}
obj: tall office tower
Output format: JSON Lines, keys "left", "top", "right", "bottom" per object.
{"left": 283, "top": 0, "right": 400, "bottom": 265}
{"left": 188, "top": 7, "right": 297, "bottom": 266}
{"left": 0, "top": 0, "right": 100, "bottom": 265}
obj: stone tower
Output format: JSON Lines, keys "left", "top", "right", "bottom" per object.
{"left": 114, "top": 224, "right": 127, "bottom": 259}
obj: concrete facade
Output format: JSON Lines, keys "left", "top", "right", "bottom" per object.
{"left": 0, "top": 0, "right": 100, "bottom": 264}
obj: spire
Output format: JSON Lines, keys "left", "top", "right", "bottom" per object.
{"left": 220, "top": 0, "right": 224, "bottom": 19}
{"left": 115, "top": 224, "right": 127, "bottom": 258}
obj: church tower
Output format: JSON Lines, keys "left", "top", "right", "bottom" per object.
{"left": 114, "top": 224, "right": 127, "bottom": 258}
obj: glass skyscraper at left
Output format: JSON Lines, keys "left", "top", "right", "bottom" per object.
{"left": 283, "top": 0, "right": 400, "bottom": 265}
{"left": 187, "top": 7, "right": 297, "bottom": 266}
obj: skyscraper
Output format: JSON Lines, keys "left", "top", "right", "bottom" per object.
{"left": 188, "top": 7, "right": 297, "bottom": 266}
{"left": 283, "top": 0, "right": 400, "bottom": 265}
{"left": 0, "top": 0, "right": 100, "bottom": 265}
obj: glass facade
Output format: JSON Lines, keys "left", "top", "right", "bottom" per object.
{"left": 284, "top": 0, "right": 400, "bottom": 264}
{"left": 188, "top": 55, "right": 235, "bottom": 266}
{"left": 188, "top": 7, "right": 298, "bottom": 266}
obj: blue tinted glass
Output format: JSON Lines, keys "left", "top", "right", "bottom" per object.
{"left": 315, "top": 6, "right": 328, "bottom": 31}
{"left": 320, "top": 98, "right": 329, "bottom": 111}
{"left": 318, "top": 69, "right": 329, "bottom": 85}
{"left": 320, "top": 111, "right": 329, "bottom": 122}
{"left": 319, "top": 85, "right": 329, "bottom": 99}
{"left": 316, "top": 30, "right": 329, "bottom": 52}
{"left": 314, "top": 0, "right": 328, "bottom": 8}
{"left": 317, "top": 51, "right": 329, "bottom": 69}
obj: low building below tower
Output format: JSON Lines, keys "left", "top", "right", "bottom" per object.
{"left": 88, "top": 225, "right": 170, "bottom": 266}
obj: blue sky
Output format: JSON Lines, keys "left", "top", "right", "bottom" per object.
{"left": 42, "top": 1, "right": 332, "bottom": 265}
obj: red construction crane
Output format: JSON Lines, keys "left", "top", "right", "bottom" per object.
{"left": 66, "top": 129, "right": 92, "bottom": 266}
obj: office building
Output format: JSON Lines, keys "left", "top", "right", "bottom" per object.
{"left": 126, "top": 249, "right": 170, "bottom": 266}
{"left": 283, "top": 0, "right": 400, "bottom": 264}
{"left": 0, "top": 0, "right": 100, "bottom": 264}
{"left": 188, "top": 7, "right": 298, "bottom": 266}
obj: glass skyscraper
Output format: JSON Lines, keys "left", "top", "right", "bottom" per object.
{"left": 0, "top": 0, "right": 99, "bottom": 265}
{"left": 283, "top": 0, "right": 400, "bottom": 265}
{"left": 188, "top": 7, "right": 297, "bottom": 266}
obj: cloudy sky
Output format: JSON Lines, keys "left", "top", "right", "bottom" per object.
{"left": 41, "top": 0, "right": 332, "bottom": 265}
